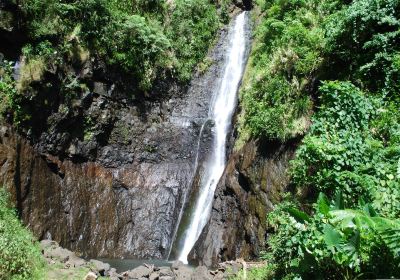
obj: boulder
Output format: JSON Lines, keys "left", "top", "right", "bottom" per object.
{"left": 149, "top": 272, "right": 160, "bottom": 280}
{"left": 219, "top": 260, "right": 243, "bottom": 277}
{"left": 43, "top": 244, "right": 75, "bottom": 262}
{"left": 85, "top": 271, "right": 98, "bottom": 280}
{"left": 108, "top": 267, "right": 123, "bottom": 280}
{"left": 66, "top": 255, "right": 86, "bottom": 267}
{"left": 191, "top": 266, "right": 211, "bottom": 280}
{"left": 174, "top": 264, "right": 193, "bottom": 280}
{"left": 171, "top": 260, "right": 184, "bottom": 270}
{"left": 90, "top": 259, "right": 111, "bottom": 276}
{"left": 93, "top": 82, "right": 108, "bottom": 96}
{"left": 123, "top": 265, "right": 153, "bottom": 279}
{"left": 39, "top": 239, "right": 58, "bottom": 251}
{"left": 212, "top": 271, "right": 225, "bottom": 280}
{"left": 159, "top": 267, "right": 174, "bottom": 277}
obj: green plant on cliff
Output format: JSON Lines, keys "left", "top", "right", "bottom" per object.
{"left": 167, "top": 0, "right": 220, "bottom": 81}
{"left": 0, "top": 61, "right": 30, "bottom": 126}
{"left": 0, "top": 0, "right": 229, "bottom": 129}
{"left": 102, "top": 14, "right": 172, "bottom": 90}
{"left": 238, "top": 0, "right": 327, "bottom": 142}
{"left": 0, "top": 188, "right": 46, "bottom": 280}
{"left": 263, "top": 82, "right": 400, "bottom": 276}
{"left": 291, "top": 81, "right": 400, "bottom": 215}
{"left": 18, "top": 0, "right": 223, "bottom": 91}
{"left": 262, "top": 80, "right": 400, "bottom": 278}
{"left": 0, "top": 61, "right": 17, "bottom": 120}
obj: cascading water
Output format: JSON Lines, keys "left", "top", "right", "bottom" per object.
{"left": 176, "top": 11, "right": 249, "bottom": 264}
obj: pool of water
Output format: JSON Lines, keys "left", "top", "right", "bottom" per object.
{"left": 98, "top": 259, "right": 173, "bottom": 273}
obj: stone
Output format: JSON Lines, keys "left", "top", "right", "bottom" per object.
{"left": 43, "top": 245, "right": 75, "bottom": 262}
{"left": 171, "top": 260, "right": 184, "bottom": 270}
{"left": 213, "top": 271, "right": 224, "bottom": 280}
{"left": 93, "top": 82, "right": 108, "bottom": 96}
{"left": 107, "top": 267, "right": 123, "bottom": 279}
{"left": 39, "top": 239, "right": 58, "bottom": 251}
{"left": 191, "top": 266, "right": 211, "bottom": 280}
{"left": 123, "top": 265, "right": 153, "bottom": 279}
{"left": 85, "top": 271, "right": 98, "bottom": 280}
{"left": 149, "top": 272, "right": 160, "bottom": 280}
{"left": 89, "top": 259, "right": 111, "bottom": 276}
{"left": 174, "top": 264, "right": 193, "bottom": 280}
{"left": 159, "top": 267, "right": 174, "bottom": 277}
{"left": 66, "top": 255, "right": 86, "bottom": 267}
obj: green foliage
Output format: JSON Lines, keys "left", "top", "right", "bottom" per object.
{"left": 103, "top": 14, "right": 172, "bottom": 90}
{"left": 0, "top": 188, "right": 45, "bottom": 279}
{"left": 324, "top": 0, "right": 400, "bottom": 95}
{"left": 291, "top": 81, "right": 400, "bottom": 216}
{"left": 265, "top": 195, "right": 400, "bottom": 279}
{"left": 167, "top": 0, "right": 220, "bottom": 81}
{"left": 237, "top": 0, "right": 400, "bottom": 278}
{"left": 230, "top": 264, "right": 276, "bottom": 280}
{"left": 239, "top": 0, "right": 326, "bottom": 141}
{"left": 0, "top": 61, "right": 27, "bottom": 126}
{"left": 18, "top": 0, "right": 224, "bottom": 92}
{"left": 263, "top": 80, "right": 400, "bottom": 278}
{"left": 240, "top": 0, "right": 400, "bottom": 141}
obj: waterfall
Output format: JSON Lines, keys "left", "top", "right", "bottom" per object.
{"left": 177, "top": 11, "right": 249, "bottom": 264}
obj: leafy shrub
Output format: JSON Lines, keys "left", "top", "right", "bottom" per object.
{"left": 324, "top": 0, "right": 400, "bottom": 95}
{"left": 262, "top": 79, "right": 400, "bottom": 278}
{"left": 291, "top": 81, "right": 400, "bottom": 215}
{"left": 265, "top": 194, "right": 400, "bottom": 279}
{"left": 167, "top": 0, "right": 219, "bottom": 81}
{"left": 239, "top": 0, "right": 326, "bottom": 141}
{"left": 0, "top": 61, "right": 29, "bottom": 126}
{"left": 103, "top": 14, "right": 172, "bottom": 90}
{"left": 246, "top": 0, "right": 400, "bottom": 278}
{"left": 17, "top": 0, "right": 224, "bottom": 94}
{"left": 0, "top": 188, "right": 45, "bottom": 280}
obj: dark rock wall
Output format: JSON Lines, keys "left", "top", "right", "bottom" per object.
{"left": 0, "top": 126, "right": 194, "bottom": 258}
{"left": 0, "top": 25, "right": 232, "bottom": 259}
{"left": 188, "top": 139, "right": 299, "bottom": 267}
{"left": 0, "top": 4, "right": 295, "bottom": 265}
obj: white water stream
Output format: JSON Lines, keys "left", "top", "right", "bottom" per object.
{"left": 177, "top": 12, "right": 248, "bottom": 264}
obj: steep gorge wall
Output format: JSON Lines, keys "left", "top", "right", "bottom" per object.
{"left": 189, "top": 139, "right": 299, "bottom": 267}
{"left": 0, "top": 24, "right": 232, "bottom": 259}
{"left": 0, "top": 0, "right": 295, "bottom": 264}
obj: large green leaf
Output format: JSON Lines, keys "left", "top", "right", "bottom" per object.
{"left": 286, "top": 207, "right": 311, "bottom": 223}
{"left": 323, "top": 224, "right": 342, "bottom": 248}
{"left": 333, "top": 191, "right": 344, "bottom": 210}
{"left": 317, "top": 192, "right": 330, "bottom": 215}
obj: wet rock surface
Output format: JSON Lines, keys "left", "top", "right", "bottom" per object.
{"left": 0, "top": 26, "right": 232, "bottom": 259}
{"left": 189, "top": 139, "right": 300, "bottom": 266}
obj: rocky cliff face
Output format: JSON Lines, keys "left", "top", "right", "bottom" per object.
{"left": 188, "top": 139, "right": 299, "bottom": 267}
{"left": 0, "top": 23, "right": 232, "bottom": 259}
{"left": 0, "top": 1, "right": 294, "bottom": 265}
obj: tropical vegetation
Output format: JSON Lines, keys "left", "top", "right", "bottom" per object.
{"left": 0, "top": 188, "right": 45, "bottom": 280}
{"left": 238, "top": 0, "right": 400, "bottom": 278}
{"left": 0, "top": 0, "right": 227, "bottom": 127}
